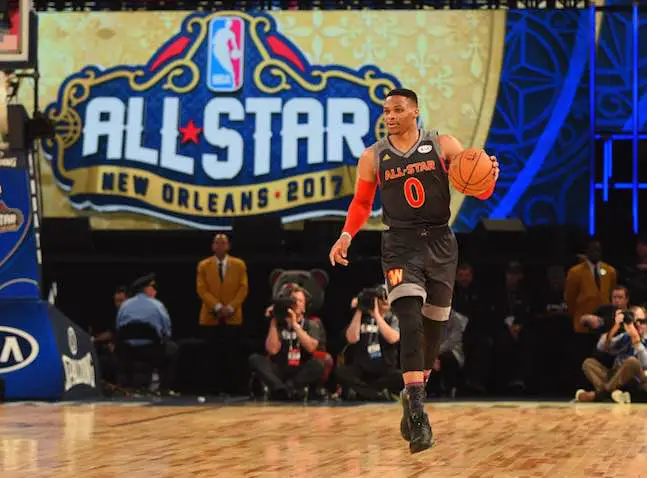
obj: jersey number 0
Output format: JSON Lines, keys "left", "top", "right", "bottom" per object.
{"left": 404, "top": 177, "right": 426, "bottom": 208}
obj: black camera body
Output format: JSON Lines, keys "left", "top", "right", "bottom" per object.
{"left": 357, "top": 286, "right": 388, "bottom": 313}
{"left": 272, "top": 296, "right": 295, "bottom": 327}
{"left": 623, "top": 309, "right": 635, "bottom": 325}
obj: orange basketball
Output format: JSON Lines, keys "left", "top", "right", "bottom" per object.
{"left": 448, "top": 148, "right": 494, "bottom": 196}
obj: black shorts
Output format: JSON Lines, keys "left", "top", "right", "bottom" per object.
{"left": 381, "top": 225, "right": 458, "bottom": 308}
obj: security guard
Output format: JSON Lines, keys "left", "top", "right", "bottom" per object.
{"left": 116, "top": 273, "right": 179, "bottom": 394}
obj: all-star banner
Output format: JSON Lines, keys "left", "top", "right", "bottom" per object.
{"left": 43, "top": 12, "right": 399, "bottom": 229}
{"left": 37, "top": 11, "right": 504, "bottom": 230}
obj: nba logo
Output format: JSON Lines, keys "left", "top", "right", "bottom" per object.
{"left": 207, "top": 17, "right": 245, "bottom": 92}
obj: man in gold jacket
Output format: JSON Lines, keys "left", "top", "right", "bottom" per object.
{"left": 565, "top": 240, "right": 617, "bottom": 334}
{"left": 196, "top": 233, "right": 249, "bottom": 394}
{"left": 565, "top": 239, "right": 617, "bottom": 392}
{"left": 197, "top": 233, "right": 249, "bottom": 327}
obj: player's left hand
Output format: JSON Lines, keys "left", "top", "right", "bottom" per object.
{"left": 329, "top": 234, "right": 351, "bottom": 267}
{"left": 490, "top": 156, "right": 500, "bottom": 182}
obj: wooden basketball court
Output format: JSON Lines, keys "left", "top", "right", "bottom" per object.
{"left": 1, "top": 400, "right": 646, "bottom": 477}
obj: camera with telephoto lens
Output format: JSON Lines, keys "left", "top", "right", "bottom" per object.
{"left": 357, "top": 286, "right": 388, "bottom": 313}
{"left": 623, "top": 309, "right": 635, "bottom": 325}
{"left": 272, "top": 295, "right": 296, "bottom": 327}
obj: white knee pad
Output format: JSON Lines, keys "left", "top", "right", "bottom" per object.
{"left": 421, "top": 303, "right": 451, "bottom": 321}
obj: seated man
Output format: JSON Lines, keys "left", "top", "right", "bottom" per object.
{"left": 577, "top": 306, "right": 647, "bottom": 403}
{"left": 428, "top": 310, "right": 468, "bottom": 398}
{"left": 579, "top": 285, "right": 631, "bottom": 369}
{"left": 248, "top": 284, "right": 326, "bottom": 400}
{"left": 579, "top": 285, "right": 630, "bottom": 333}
{"left": 92, "top": 285, "right": 128, "bottom": 388}
{"left": 116, "top": 274, "right": 179, "bottom": 394}
{"left": 335, "top": 285, "right": 402, "bottom": 401}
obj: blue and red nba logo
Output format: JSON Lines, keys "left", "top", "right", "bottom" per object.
{"left": 207, "top": 16, "right": 245, "bottom": 92}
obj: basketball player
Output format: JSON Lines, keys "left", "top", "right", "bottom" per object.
{"left": 328, "top": 88, "right": 499, "bottom": 453}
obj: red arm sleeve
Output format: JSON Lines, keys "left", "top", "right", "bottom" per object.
{"left": 342, "top": 178, "right": 377, "bottom": 238}
{"left": 475, "top": 181, "right": 495, "bottom": 201}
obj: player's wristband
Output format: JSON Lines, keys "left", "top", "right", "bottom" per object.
{"left": 340, "top": 232, "right": 352, "bottom": 243}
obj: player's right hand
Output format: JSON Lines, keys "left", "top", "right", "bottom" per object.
{"left": 329, "top": 234, "right": 351, "bottom": 267}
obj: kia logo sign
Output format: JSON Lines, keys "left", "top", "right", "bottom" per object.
{"left": 0, "top": 326, "right": 39, "bottom": 373}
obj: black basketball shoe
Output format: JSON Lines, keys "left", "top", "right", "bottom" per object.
{"left": 408, "top": 410, "right": 433, "bottom": 454}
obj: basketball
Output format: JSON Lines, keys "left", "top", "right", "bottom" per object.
{"left": 448, "top": 148, "right": 494, "bottom": 196}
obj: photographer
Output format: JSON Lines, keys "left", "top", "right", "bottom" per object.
{"left": 579, "top": 286, "right": 630, "bottom": 333}
{"left": 577, "top": 306, "right": 647, "bottom": 403}
{"left": 248, "top": 284, "right": 325, "bottom": 400}
{"left": 335, "top": 285, "right": 403, "bottom": 400}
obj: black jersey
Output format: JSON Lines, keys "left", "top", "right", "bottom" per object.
{"left": 372, "top": 129, "right": 450, "bottom": 228}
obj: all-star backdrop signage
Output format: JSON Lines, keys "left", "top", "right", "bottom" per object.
{"left": 43, "top": 12, "right": 400, "bottom": 229}
{"left": 0, "top": 151, "right": 40, "bottom": 299}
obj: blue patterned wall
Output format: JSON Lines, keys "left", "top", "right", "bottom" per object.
{"left": 595, "top": 4, "right": 647, "bottom": 132}
{"left": 453, "top": 8, "right": 647, "bottom": 233}
{"left": 454, "top": 10, "right": 592, "bottom": 232}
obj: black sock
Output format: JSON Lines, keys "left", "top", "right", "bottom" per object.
{"left": 406, "top": 381, "right": 426, "bottom": 414}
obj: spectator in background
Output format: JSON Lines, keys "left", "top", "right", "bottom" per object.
{"left": 580, "top": 285, "right": 630, "bottom": 334}
{"left": 92, "top": 285, "right": 127, "bottom": 347}
{"left": 196, "top": 233, "right": 249, "bottom": 394}
{"left": 455, "top": 263, "right": 491, "bottom": 395}
{"left": 428, "top": 310, "right": 468, "bottom": 399}
{"left": 452, "top": 263, "right": 480, "bottom": 320}
{"left": 335, "top": 285, "right": 402, "bottom": 401}
{"left": 577, "top": 306, "right": 647, "bottom": 403}
{"left": 248, "top": 284, "right": 325, "bottom": 400}
{"left": 91, "top": 285, "right": 128, "bottom": 388}
{"left": 580, "top": 285, "right": 631, "bottom": 371}
{"left": 118, "top": 275, "right": 172, "bottom": 342}
{"left": 624, "top": 236, "right": 647, "bottom": 307}
{"left": 114, "top": 286, "right": 127, "bottom": 308}
{"left": 565, "top": 239, "right": 617, "bottom": 390}
{"left": 116, "top": 274, "right": 179, "bottom": 394}
{"left": 532, "top": 266, "right": 572, "bottom": 395}
{"left": 565, "top": 239, "right": 617, "bottom": 334}
{"left": 534, "top": 266, "right": 569, "bottom": 323}
{"left": 491, "top": 261, "right": 534, "bottom": 393}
